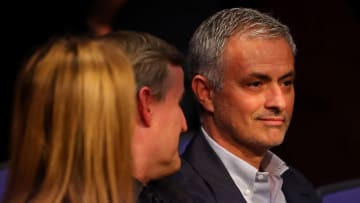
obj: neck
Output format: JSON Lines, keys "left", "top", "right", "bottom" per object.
{"left": 202, "top": 115, "right": 267, "bottom": 169}
{"left": 132, "top": 128, "right": 151, "bottom": 185}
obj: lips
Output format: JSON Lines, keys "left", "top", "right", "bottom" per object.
{"left": 256, "top": 117, "right": 285, "bottom": 126}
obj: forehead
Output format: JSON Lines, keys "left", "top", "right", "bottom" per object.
{"left": 223, "top": 36, "right": 294, "bottom": 76}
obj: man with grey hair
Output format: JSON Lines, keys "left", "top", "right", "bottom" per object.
{"left": 101, "top": 31, "right": 189, "bottom": 203}
{"left": 173, "top": 7, "right": 321, "bottom": 203}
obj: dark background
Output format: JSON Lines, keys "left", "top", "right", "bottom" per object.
{"left": 2, "top": 0, "right": 359, "bottom": 188}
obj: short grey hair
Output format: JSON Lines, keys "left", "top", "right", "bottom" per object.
{"left": 103, "top": 31, "right": 184, "bottom": 101}
{"left": 188, "top": 7, "right": 296, "bottom": 91}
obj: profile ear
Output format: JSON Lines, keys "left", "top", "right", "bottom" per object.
{"left": 192, "top": 75, "right": 215, "bottom": 113}
{"left": 137, "top": 86, "right": 153, "bottom": 127}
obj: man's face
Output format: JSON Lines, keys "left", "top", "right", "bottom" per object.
{"left": 151, "top": 65, "right": 187, "bottom": 174}
{"left": 211, "top": 36, "right": 295, "bottom": 153}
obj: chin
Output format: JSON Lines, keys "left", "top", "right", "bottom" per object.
{"left": 168, "top": 155, "right": 181, "bottom": 174}
{"left": 266, "top": 128, "right": 286, "bottom": 140}
{"left": 258, "top": 135, "right": 285, "bottom": 150}
{"left": 266, "top": 137, "right": 285, "bottom": 148}
{"left": 161, "top": 154, "right": 181, "bottom": 173}
{"left": 173, "top": 155, "right": 181, "bottom": 170}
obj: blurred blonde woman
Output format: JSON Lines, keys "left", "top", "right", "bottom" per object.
{"left": 3, "top": 36, "right": 135, "bottom": 203}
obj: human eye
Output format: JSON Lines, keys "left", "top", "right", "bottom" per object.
{"left": 246, "top": 81, "right": 263, "bottom": 88}
{"left": 179, "top": 99, "right": 184, "bottom": 107}
{"left": 282, "top": 79, "right": 294, "bottom": 87}
{"left": 280, "top": 78, "right": 294, "bottom": 94}
{"left": 179, "top": 92, "right": 187, "bottom": 108}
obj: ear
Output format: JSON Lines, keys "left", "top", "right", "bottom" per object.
{"left": 192, "top": 75, "right": 215, "bottom": 113}
{"left": 137, "top": 86, "right": 153, "bottom": 127}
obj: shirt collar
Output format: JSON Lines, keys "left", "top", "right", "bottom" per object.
{"left": 201, "top": 126, "right": 289, "bottom": 188}
{"left": 262, "top": 151, "right": 289, "bottom": 177}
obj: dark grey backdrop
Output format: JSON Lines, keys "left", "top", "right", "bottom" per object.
{"left": 2, "top": 0, "right": 359, "bottom": 187}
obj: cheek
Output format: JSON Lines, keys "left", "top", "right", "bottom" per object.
{"left": 226, "top": 88, "right": 262, "bottom": 107}
{"left": 285, "top": 94, "right": 295, "bottom": 112}
{"left": 235, "top": 96, "right": 263, "bottom": 116}
{"left": 174, "top": 108, "right": 184, "bottom": 125}
{"left": 167, "top": 109, "right": 182, "bottom": 136}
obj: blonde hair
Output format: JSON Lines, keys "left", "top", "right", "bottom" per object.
{"left": 4, "top": 36, "right": 135, "bottom": 203}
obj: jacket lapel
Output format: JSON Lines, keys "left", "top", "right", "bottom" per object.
{"left": 182, "top": 130, "right": 247, "bottom": 203}
{"left": 282, "top": 168, "right": 321, "bottom": 203}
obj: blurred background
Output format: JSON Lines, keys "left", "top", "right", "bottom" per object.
{"left": 2, "top": 0, "right": 359, "bottom": 188}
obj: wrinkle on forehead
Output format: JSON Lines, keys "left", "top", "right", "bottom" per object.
{"left": 223, "top": 36, "right": 294, "bottom": 78}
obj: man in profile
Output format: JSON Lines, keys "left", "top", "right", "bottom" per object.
{"left": 103, "top": 30, "right": 188, "bottom": 202}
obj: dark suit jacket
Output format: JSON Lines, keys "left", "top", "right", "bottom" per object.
{"left": 176, "top": 129, "right": 322, "bottom": 203}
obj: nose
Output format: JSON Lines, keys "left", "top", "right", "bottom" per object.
{"left": 265, "top": 84, "right": 286, "bottom": 113}
{"left": 180, "top": 111, "right": 188, "bottom": 133}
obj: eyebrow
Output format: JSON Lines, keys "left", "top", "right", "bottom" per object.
{"left": 248, "top": 70, "right": 296, "bottom": 81}
{"left": 279, "top": 71, "right": 296, "bottom": 80}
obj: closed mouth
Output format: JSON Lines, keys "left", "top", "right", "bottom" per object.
{"left": 256, "top": 117, "right": 285, "bottom": 126}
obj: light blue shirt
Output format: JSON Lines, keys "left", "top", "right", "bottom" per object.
{"left": 202, "top": 127, "right": 288, "bottom": 203}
